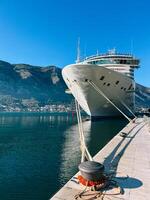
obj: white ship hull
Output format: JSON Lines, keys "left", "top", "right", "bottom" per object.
{"left": 62, "top": 64, "right": 135, "bottom": 118}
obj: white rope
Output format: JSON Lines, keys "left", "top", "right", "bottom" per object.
{"left": 74, "top": 79, "right": 133, "bottom": 162}
{"left": 76, "top": 101, "right": 87, "bottom": 160}
{"left": 73, "top": 81, "right": 93, "bottom": 162}
{"left": 75, "top": 99, "right": 85, "bottom": 161}
{"left": 119, "top": 98, "right": 136, "bottom": 118}
{"left": 88, "top": 80, "right": 131, "bottom": 122}
{"left": 75, "top": 98, "right": 93, "bottom": 162}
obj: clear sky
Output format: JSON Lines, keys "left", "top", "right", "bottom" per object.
{"left": 0, "top": 0, "right": 149, "bottom": 87}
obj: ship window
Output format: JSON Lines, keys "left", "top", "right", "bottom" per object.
{"left": 126, "top": 60, "right": 132, "bottom": 64}
{"left": 96, "top": 59, "right": 115, "bottom": 64}
{"left": 120, "top": 60, "right": 126, "bottom": 64}
{"left": 100, "top": 76, "right": 105, "bottom": 80}
{"left": 124, "top": 88, "right": 126, "bottom": 91}
{"left": 88, "top": 61, "right": 96, "bottom": 64}
{"left": 114, "top": 60, "right": 120, "bottom": 64}
{"left": 121, "top": 87, "right": 124, "bottom": 90}
{"left": 103, "top": 82, "right": 106, "bottom": 85}
{"left": 115, "top": 81, "right": 119, "bottom": 85}
{"left": 107, "top": 83, "right": 110, "bottom": 86}
{"left": 128, "top": 84, "right": 132, "bottom": 90}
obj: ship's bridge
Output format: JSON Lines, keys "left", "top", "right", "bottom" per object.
{"left": 83, "top": 52, "right": 140, "bottom": 80}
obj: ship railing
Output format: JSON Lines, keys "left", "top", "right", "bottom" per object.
{"left": 84, "top": 53, "right": 133, "bottom": 60}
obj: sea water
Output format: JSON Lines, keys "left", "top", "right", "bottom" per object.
{"left": 0, "top": 113, "right": 127, "bottom": 200}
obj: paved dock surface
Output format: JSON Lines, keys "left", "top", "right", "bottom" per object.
{"left": 51, "top": 117, "right": 150, "bottom": 200}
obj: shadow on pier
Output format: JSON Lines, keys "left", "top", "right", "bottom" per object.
{"left": 103, "top": 121, "right": 145, "bottom": 189}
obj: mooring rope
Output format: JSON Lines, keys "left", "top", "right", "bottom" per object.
{"left": 119, "top": 98, "right": 136, "bottom": 118}
{"left": 74, "top": 176, "right": 124, "bottom": 200}
{"left": 88, "top": 80, "right": 131, "bottom": 122}
{"left": 75, "top": 97, "right": 93, "bottom": 162}
{"left": 73, "top": 80, "right": 130, "bottom": 199}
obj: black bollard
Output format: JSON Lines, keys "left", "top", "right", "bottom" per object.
{"left": 78, "top": 161, "right": 104, "bottom": 181}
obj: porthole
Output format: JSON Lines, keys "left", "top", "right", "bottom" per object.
{"left": 128, "top": 84, "right": 132, "bottom": 90}
{"left": 100, "top": 76, "right": 105, "bottom": 80}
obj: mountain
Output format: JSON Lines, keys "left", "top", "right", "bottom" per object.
{"left": 135, "top": 83, "right": 150, "bottom": 108}
{"left": 0, "top": 60, "right": 73, "bottom": 111}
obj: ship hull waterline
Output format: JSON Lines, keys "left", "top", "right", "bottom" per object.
{"left": 62, "top": 64, "right": 135, "bottom": 119}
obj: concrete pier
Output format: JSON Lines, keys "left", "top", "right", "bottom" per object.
{"left": 51, "top": 117, "right": 150, "bottom": 200}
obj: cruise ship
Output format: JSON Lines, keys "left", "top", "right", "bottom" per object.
{"left": 62, "top": 49, "right": 140, "bottom": 118}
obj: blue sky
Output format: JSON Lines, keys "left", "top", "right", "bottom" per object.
{"left": 0, "top": 0, "right": 149, "bottom": 86}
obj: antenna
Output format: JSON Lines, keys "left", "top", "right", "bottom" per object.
{"left": 76, "top": 37, "right": 80, "bottom": 63}
{"left": 96, "top": 49, "right": 99, "bottom": 56}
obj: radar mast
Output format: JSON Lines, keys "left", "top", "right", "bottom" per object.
{"left": 76, "top": 37, "right": 80, "bottom": 63}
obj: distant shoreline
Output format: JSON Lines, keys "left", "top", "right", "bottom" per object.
{"left": 0, "top": 111, "right": 87, "bottom": 116}
{"left": 0, "top": 111, "right": 74, "bottom": 115}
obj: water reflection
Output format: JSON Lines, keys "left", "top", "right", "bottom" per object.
{"left": 0, "top": 113, "right": 73, "bottom": 127}
{"left": 0, "top": 113, "right": 77, "bottom": 200}
{"left": 88, "top": 119, "right": 127, "bottom": 156}
{"left": 58, "top": 118, "right": 127, "bottom": 187}
{"left": 59, "top": 120, "right": 91, "bottom": 184}
{"left": 0, "top": 113, "right": 127, "bottom": 200}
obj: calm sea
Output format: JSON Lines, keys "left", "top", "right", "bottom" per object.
{"left": 0, "top": 113, "right": 127, "bottom": 200}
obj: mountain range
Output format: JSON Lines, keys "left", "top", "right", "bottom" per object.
{"left": 0, "top": 60, "right": 72, "bottom": 111}
{"left": 135, "top": 83, "right": 150, "bottom": 109}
